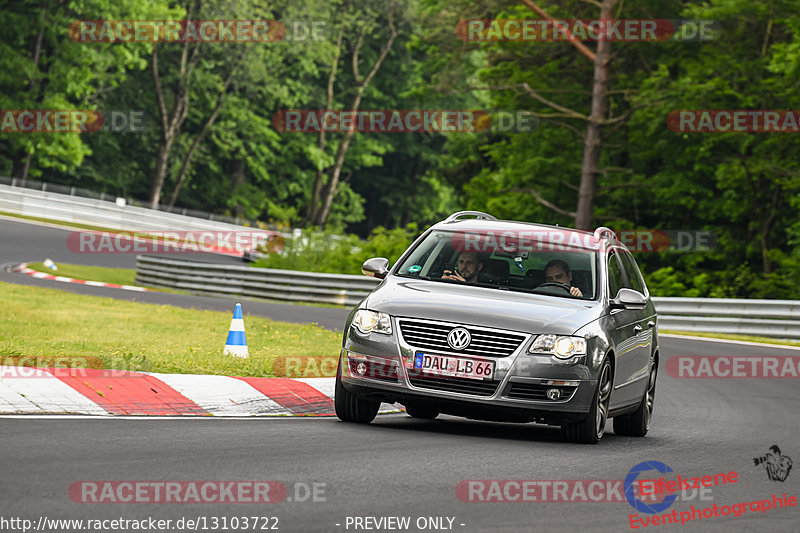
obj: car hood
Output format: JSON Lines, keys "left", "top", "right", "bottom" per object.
{"left": 364, "top": 277, "right": 604, "bottom": 335}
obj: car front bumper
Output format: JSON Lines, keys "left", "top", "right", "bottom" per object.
{"left": 340, "top": 321, "right": 599, "bottom": 424}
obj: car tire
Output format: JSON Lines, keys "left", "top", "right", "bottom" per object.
{"left": 614, "top": 360, "right": 656, "bottom": 437}
{"left": 334, "top": 361, "right": 379, "bottom": 424}
{"left": 404, "top": 404, "right": 439, "bottom": 419}
{"left": 562, "top": 358, "right": 612, "bottom": 444}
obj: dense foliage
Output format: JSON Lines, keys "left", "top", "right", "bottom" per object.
{"left": 2, "top": 0, "right": 799, "bottom": 298}
{"left": 254, "top": 224, "right": 419, "bottom": 274}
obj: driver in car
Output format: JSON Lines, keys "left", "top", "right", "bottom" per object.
{"left": 543, "top": 259, "right": 583, "bottom": 297}
{"left": 442, "top": 251, "right": 484, "bottom": 284}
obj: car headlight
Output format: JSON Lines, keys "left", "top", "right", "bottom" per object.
{"left": 352, "top": 309, "right": 392, "bottom": 335}
{"left": 528, "top": 335, "right": 587, "bottom": 359}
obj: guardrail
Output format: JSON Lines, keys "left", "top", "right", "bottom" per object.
{"left": 0, "top": 182, "right": 264, "bottom": 233}
{"left": 135, "top": 256, "right": 800, "bottom": 338}
{"left": 0, "top": 181, "right": 351, "bottom": 258}
{"left": 135, "top": 255, "right": 379, "bottom": 307}
{"left": 0, "top": 176, "right": 263, "bottom": 227}
{"left": 652, "top": 297, "right": 800, "bottom": 339}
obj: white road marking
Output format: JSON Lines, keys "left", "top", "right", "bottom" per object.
{"left": 147, "top": 372, "right": 289, "bottom": 416}
{"left": 0, "top": 367, "right": 109, "bottom": 415}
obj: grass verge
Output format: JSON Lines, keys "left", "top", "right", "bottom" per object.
{"left": 0, "top": 281, "right": 342, "bottom": 377}
{"left": 27, "top": 261, "right": 137, "bottom": 287}
{"left": 660, "top": 329, "right": 800, "bottom": 348}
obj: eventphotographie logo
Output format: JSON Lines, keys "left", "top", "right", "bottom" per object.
{"left": 754, "top": 445, "right": 793, "bottom": 482}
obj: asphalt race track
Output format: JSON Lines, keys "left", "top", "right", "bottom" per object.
{"left": 1, "top": 217, "right": 799, "bottom": 532}
{"left": 0, "top": 218, "right": 350, "bottom": 330}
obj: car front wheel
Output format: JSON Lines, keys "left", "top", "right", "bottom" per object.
{"left": 334, "top": 361, "right": 379, "bottom": 424}
{"left": 614, "top": 360, "right": 656, "bottom": 437}
{"left": 562, "top": 358, "right": 612, "bottom": 444}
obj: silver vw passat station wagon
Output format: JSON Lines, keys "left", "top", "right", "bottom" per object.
{"left": 335, "top": 211, "right": 659, "bottom": 444}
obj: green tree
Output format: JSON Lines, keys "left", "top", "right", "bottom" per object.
{"left": 0, "top": 0, "right": 174, "bottom": 181}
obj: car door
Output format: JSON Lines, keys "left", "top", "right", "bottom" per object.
{"left": 606, "top": 248, "right": 646, "bottom": 406}
{"left": 616, "top": 250, "right": 654, "bottom": 404}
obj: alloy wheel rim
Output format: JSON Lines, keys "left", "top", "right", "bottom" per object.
{"left": 596, "top": 363, "right": 612, "bottom": 438}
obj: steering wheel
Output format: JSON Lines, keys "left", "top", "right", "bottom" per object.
{"left": 536, "top": 282, "right": 572, "bottom": 293}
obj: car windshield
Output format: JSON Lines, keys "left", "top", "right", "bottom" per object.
{"left": 394, "top": 228, "right": 598, "bottom": 299}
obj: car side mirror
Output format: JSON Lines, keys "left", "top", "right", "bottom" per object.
{"left": 610, "top": 288, "right": 647, "bottom": 310}
{"left": 362, "top": 257, "right": 390, "bottom": 279}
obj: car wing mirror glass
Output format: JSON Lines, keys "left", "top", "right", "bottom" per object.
{"left": 611, "top": 288, "right": 647, "bottom": 310}
{"left": 362, "top": 257, "right": 390, "bottom": 279}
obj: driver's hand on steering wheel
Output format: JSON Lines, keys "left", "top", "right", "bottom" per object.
{"left": 570, "top": 286, "right": 582, "bottom": 297}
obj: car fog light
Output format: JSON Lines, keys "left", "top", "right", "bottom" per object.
{"left": 356, "top": 362, "right": 367, "bottom": 375}
{"left": 546, "top": 388, "right": 561, "bottom": 400}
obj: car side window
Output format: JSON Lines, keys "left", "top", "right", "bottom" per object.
{"left": 607, "top": 251, "right": 625, "bottom": 299}
{"left": 620, "top": 251, "right": 645, "bottom": 294}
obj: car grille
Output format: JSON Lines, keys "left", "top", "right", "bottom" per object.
{"left": 505, "top": 382, "right": 578, "bottom": 401}
{"left": 398, "top": 320, "right": 526, "bottom": 358}
{"left": 407, "top": 372, "right": 499, "bottom": 396}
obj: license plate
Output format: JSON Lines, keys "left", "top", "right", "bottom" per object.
{"left": 413, "top": 352, "right": 494, "bottom": 380}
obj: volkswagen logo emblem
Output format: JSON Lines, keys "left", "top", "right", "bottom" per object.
{"left": 447, "top": 327, "right": 471, "bottom": 350}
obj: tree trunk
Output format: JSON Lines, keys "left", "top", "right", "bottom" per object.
{"left": 305, "top": 29, "right": 344, "bottom": 226}
{"left": 312, "top": 91, "right": 363, "bottom": 226}
{"left": 311, "top": 17, "right": 397, "bottom": 227}
{"left": 231, "top": 158, "right": 246, "bottom": 217}
{"left": 574, "top": 0, "right": 616, "bottom": 230}
{"left": 166, "top": 51, "right": 242, "bottom": 208}
{"left": 13, "top": 8, "right": 45, "bottom": 185}
{"left": 11, "top": 152, "right": 32, "bottom": 184}
{"left": 148, "top": 2, "right": 199, "bottom": 208}
{"left": 760, "top": 184, "right": 781, "bottom": 274}
{"left": 150, "top": 140, "right": 172, "bottom": 209}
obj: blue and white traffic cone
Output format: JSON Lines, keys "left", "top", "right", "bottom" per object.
{"left": 223, "top": 303, "right": 249, "bottom": 358}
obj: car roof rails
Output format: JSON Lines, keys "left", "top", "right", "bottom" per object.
{"left": 593, "top": 226, "right": 618, "bottom": 240}
{"left": 443, "top": 211, "right": 498, "bottom": 223}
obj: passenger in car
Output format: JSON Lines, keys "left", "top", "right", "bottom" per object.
{"left": 442, "top": 251, "right": 485, "bottom": 284}
{"left": 544, "top": 259, "right": 583, "bottom": 297}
